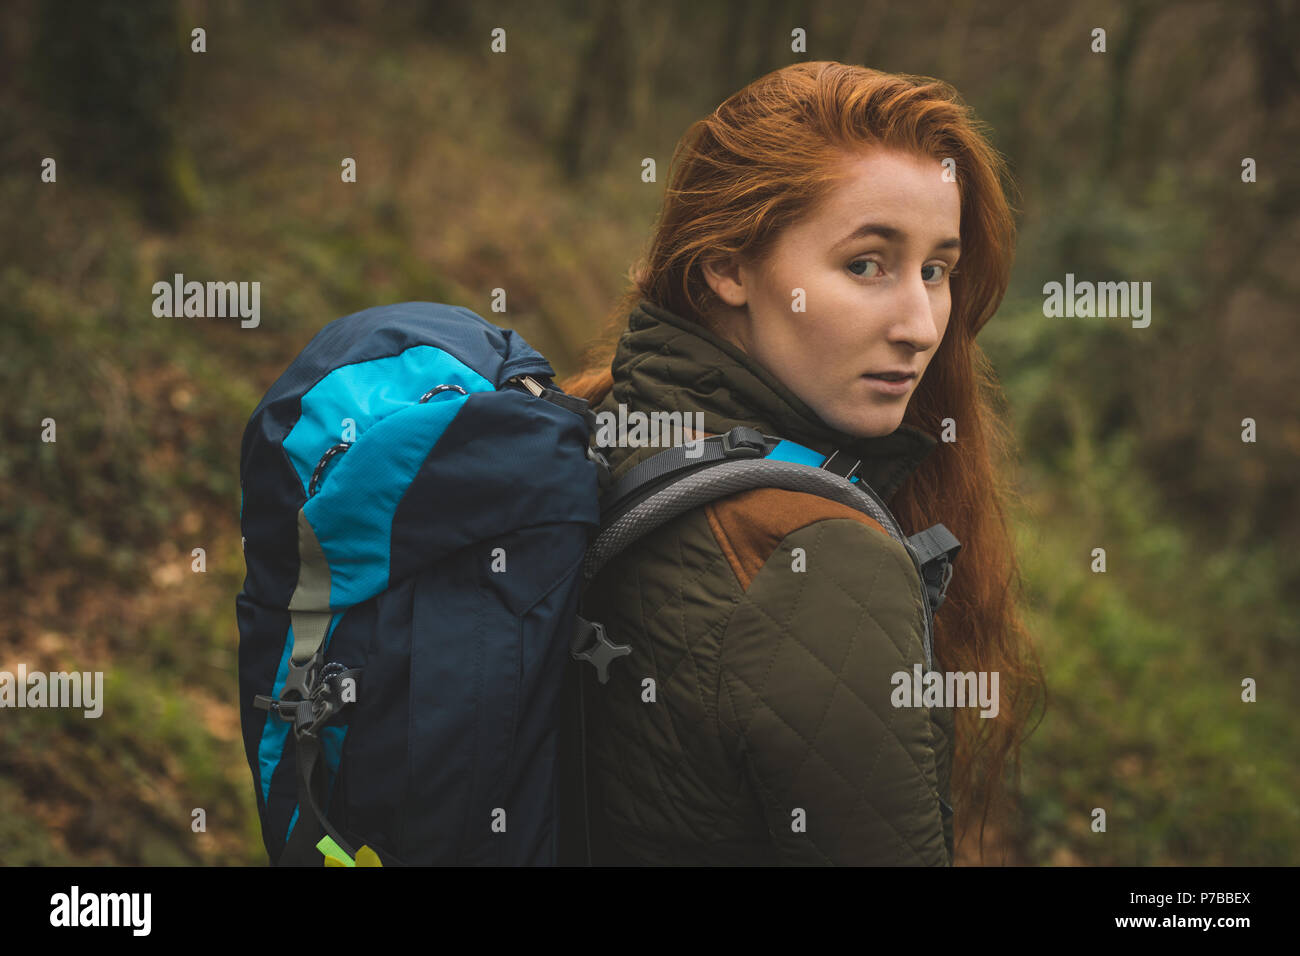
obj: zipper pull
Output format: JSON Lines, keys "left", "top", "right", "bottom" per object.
{"left": 506, "top": 374, "right": 546, "bottom": 397}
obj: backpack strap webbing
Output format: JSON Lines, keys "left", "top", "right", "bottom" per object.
{"left": 252, "top": 506, "right": 368, "bottom": 866}
{"left": 598, "top": 427, "right": 774, "bottom": 524}
{"left": 254, "top": 651, "right": 364, "bottom": 865}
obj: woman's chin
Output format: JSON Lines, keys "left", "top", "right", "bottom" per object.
{"left": 824, "top": 410, "right": 903, "bottom": 440}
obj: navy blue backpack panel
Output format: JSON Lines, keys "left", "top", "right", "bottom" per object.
{"left": 237, "top": 302, "right": 600, "bottom": 865}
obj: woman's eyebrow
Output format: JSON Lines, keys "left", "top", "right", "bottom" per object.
{"left": 832, "top": 221, "right": 961, "bottom": 252}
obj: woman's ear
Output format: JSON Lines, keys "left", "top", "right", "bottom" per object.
{"left": 700, "top": 255, "right": 748, "bottom": 308}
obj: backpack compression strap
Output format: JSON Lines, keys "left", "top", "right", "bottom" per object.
{"left": 253, "top": 654, "right": 363, "bottom": 865}
{"left": 252, "top": 505, "right": 368, "bottom": 866}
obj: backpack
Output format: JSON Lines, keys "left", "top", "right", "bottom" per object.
{"left": 237, "top": 301, "right": 960, "bottom": 866}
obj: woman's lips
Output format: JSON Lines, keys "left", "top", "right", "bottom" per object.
{"left": 862, "top": 373, "right": 914, "bottom": 395}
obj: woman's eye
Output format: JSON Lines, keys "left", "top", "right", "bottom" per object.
{"left": 848, "top": 259, "right": 882, "bottom": 278}
{"left": 921, "top": 263, "right": 950, "bottom": 283}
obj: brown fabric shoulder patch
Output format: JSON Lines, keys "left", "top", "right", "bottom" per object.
{"left": 704, "top": 487, "right": 889, "bottom": 591}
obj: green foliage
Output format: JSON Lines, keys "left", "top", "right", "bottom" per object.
{"left": 1008, "top": 440, "right": 1300, "bottom": 865}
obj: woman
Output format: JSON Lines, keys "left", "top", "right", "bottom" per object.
{"left": 562, "top": 61, "right": 1042, "bottom": 866}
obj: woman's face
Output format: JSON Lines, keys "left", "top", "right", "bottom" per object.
{"left": 701, "top": 147, "right": 961, "bottom": 439}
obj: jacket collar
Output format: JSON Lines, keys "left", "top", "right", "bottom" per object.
{"left": 597, "top": 299, "right": 938, "bottom": 503}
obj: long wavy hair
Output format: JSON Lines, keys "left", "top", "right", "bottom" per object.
{"left": 559, "top": 61, "right": 1044, "bottom": 864}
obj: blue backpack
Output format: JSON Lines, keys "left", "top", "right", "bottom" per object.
{"left": 237, "top": 301, "right": 960, "bottom": 866}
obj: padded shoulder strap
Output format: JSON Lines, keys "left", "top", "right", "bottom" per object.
{"left": 585, "top": 426, "right": 959, "bottom": 670}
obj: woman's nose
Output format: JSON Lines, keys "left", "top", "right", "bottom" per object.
{"left": 889, "top": 278, "right": 942, "bottom": 350}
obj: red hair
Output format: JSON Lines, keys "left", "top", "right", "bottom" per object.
{"left": 561, "top": 61, "right": 1044, "bottom": 864}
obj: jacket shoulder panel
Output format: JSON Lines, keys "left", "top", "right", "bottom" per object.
{"left": 704, "top": 487, "right": 889, "bottom": 591}
{"left": 715, "top": 517, "right": 949, "bottom": 865}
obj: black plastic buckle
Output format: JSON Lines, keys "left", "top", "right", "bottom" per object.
{"left": 921, "top": 557, "right": 955, "bottom": 612}
{"left": 720, "top": 426, "right": 767, "bottom": 459}
{"left": 570, "top": 617, "right": 631, "bottom": 684}
{"left": 253, "top": 659, "right": 357, "bottom": 739}
{"left": 277, "top": 656, "right": 320, "bottom": 707}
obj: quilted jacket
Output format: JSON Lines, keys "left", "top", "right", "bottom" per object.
{"left": 580, "top": 298, "right": 956, "bottom": 866}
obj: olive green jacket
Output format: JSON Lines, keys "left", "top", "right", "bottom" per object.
{"left": 581, "top": 299, "right": 956, "bottom": 866}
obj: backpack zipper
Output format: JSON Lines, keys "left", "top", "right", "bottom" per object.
{"left": 505, "top": 374, "right": 546, "bottom": 397}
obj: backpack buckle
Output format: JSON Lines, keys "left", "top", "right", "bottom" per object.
{"left": 906, "top": 523, "right": 962, "bottom": 614}
{"left": 720, "top": 426, "right": 767, "bottom": 458}
{"left": 921, "top": 556, "right": 955, "bottom": 612}
{"left": 254, "top": 658, "right": 361, "bottom": 739}
{"left": 570, "top": 616, "right": 631, "bottom": 684}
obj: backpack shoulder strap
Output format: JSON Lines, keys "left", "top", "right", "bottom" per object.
{"left": 583, "top": 426, "right": 961, "bottom": 670}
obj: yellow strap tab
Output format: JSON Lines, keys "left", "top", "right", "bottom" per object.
{"left": 354, "top": 845, "right": 383, "bottom": 866}
{"left": 318, "top": 836, "right": 383, "bottom": 867}
{"left": 318, "top": 835, "right": 355, "bottom": 867}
